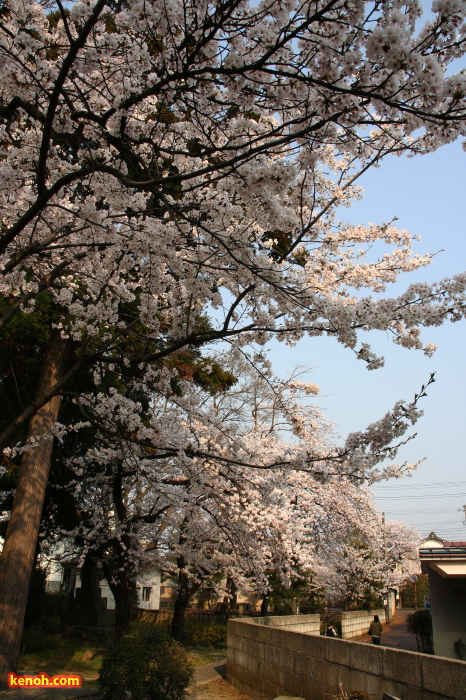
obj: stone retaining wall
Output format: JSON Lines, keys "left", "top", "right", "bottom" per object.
{"left": 227, "top": 617, "right": 466, "bottom": 700}
{"left": 341, "top": 608, "right": 385, "bottom": 640}
{"left": 252, "top": 614, "right": 320, "bottom": 636}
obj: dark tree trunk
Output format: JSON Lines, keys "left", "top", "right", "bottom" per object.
{"left": 113, "top": 579, "right": 135, "bottom": 639}
{"left": 103, "top": 466, "right": 138, "bottom": 640}
{"left": 171, "top": 552, "right": 198, "bottom": 643}
{"left": 171, "top": 578, "right": 192, "bottom": 643}
{"left": 102, "top": 551, "right": 137, "bottom": 640}
{"left": 0, "top": 331, "right": 69, "bottom": 687}
{"left": 260, "top": 596, "right": 269, "bottom": 616}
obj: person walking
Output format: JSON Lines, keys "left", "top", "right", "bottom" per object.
{"left": 369, "top": 614, "right": 383, "bottom": 645}
{"left": 325, "top": 623, "right": 337, "bottom": 637}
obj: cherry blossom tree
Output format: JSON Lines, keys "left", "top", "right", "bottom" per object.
{"left": 1, "top": 0, "right": 466, "bottom": 683}
{"left": 35, "top": 356, "right": 338, "bottom": 639}
{"left": 383, "top": 518, "right": 420, "bottom": 584}
{"left": 41, "top": 353, "right": 421, "bottom": 640}
{"left": 313, "top": 504, "right": 420, "bottom": 608}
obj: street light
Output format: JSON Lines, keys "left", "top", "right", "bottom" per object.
{"left": 410, "top": 574, "right": 418, "bottom": 609}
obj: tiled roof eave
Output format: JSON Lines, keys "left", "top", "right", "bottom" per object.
{"left": 419, "top": 547, "right": 466, "bottom": 559}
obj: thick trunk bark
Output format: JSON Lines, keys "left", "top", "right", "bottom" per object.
{"left": 171, "top": 590, "right": 190, "bottom": 642}
{"left": 102, "top": 556, "right": 136, "bottom": 640}
{"left": 113, "top": 583, "right": 134, "bottom": 639}
{"left": 0, "top": 331, "right": 69, "bottom": 687}
{"left": 260, "top": 596, "right": 269, "bottom": 616}
{"left": 171, "top": 555, "right": 194, "bottom": 642}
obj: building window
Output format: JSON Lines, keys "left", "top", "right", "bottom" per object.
{"left": 142, "top": 587, "right": 151, "bottom": 602}
{"left": 62, "top": 566, "right": 77, "bottom": 596}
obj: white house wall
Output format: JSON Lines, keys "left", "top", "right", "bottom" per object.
{"left": 429, "top": 568, "right": 466, "bottom": 660}
{"left": 45, "top": 562, "right": 162, "bottom": 611}
{"left": 137, "top": 570, "right": 161, "bottom": 611}
{"left": 45, "top": 559, "right": 63, "bottom": 593}
{"left": 74, "top": 570, "right": 162, "bottom": 611}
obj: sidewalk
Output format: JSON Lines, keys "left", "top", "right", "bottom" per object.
{"left": 190, "top": 677, "right": 251, "bottom": 700}
{"left": 193, "top": 658, "right": 227, "bottom": 686}
{"left": 354, "top": 608, "right": 418, "bottom": 651}
{"left": 190, "top": 662, "right": 252, "bottom": 699}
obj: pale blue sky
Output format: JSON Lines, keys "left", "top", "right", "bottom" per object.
{"left": 220, "top": 0, "right": 466, "bottom": 540}
{"left": 271, "top": 0, "right": 466, "bottom": 541}
{"left": 270, "top": 140, "right": 466, "bottom": 540}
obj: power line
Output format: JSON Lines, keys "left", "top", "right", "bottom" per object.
{"left": 417, "top": 512, "right": 463, "bottom": 522}
{"left": 418, "top": 527, "right": 465, "bottom": 533}
{"left": 408, "top": 525, "right": 465, "bottom": 532}
{"left": 381, "top": 507, "right": 461, "bottom": 514}
{"left": 416, "top": 524, "right": 465, "bottom": 530}
{"left": 373, "top": 480, "right": 466, "bottom": 490}
{"left": 429, "top": 513, "right": 463, "bottom": 526}
{"left": 376, "top": 493, "right": 466, "bottom": 500}
{"left": 372, "top": 483, "right": 466, "bottom": 536}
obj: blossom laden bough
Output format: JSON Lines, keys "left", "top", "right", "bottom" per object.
{"left": 1, "top": 0, "right": 466, "bottom": 685}
{"left": 1, "top": 0, "right": 466, "bottom": 411}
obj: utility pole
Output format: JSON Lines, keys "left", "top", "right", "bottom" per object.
{"left": 410, "top": 574, "right": 418, "bottom": 609}
{"left": 382, "top": 512, "right": 387, "bottom": 558}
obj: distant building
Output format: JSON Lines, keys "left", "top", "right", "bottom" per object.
{"left": 419, "top": 532, "right": 466, "bottom": 660}
{"left": 46, "top": 559, "right": 260, "bottom": 626}
{"left": 159, "top": 576, "right": 262, "bottom": 614}
{"left": 46, "top": 559, "right": 161, "bottom": 627}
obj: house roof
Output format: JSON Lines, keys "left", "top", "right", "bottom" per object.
{"left": 420, "top": 533, "right": 466, "bottom": 548}
{"left": 420, "top": 532, "right": 444, "bottom": 547}
{"left": 443, "top": 541, "right": 466, "bottom": 547}
{"left": 419, "top": 547, "right": 466, "bottom": 557}
{"left": 419, "top": 545, "right": 466, "bottom": 578}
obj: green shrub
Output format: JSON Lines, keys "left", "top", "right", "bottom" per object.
{"left": 99, "top": 624, "right": 194, "bottom": 700}
{"left": 407, "top": 609, "right": 433, "bottom": 654}
{"left": 21, "top": 628, "right": 61, "bottom": 654}
{"left": 400, "top": 575, "right": 429, "bottom": 608}
{"left": 182, "top": 621, "right": 227, "bottom": 647}
{"left": 407, "top": 609, "right": 432, "bottom": 636}
{"left": 42, "top": 591, "right": 68, "bottom": 622}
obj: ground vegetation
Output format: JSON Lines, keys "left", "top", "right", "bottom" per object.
{"left": 1, "top": 0, "right": 466, "bottom": 683}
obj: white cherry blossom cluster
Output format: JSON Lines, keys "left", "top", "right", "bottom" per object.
{"left": 313, "top": 505, "right": 420, "bottom": 604}
{"left": 37, "top": 353, "right": 427, "bottom": 601}
{"left": 1, "top": 0, "right": 466, "bottom": 601}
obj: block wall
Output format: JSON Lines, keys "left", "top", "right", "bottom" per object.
{"left": 252, "top": 614, "right": 320, "bottom": 636}
{"left": 227, "top": 617, "right": 466, "bottom": 700}
{"left": 341, "top": 609, "right": 385, "bottom": 640}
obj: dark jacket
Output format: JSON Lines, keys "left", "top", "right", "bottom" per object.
{"left": 369, "top": 620, "right": 383, "bottom": 636}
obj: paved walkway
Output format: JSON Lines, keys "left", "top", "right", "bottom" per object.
{"left": 190, "top": 678, "right": 251, "bottom": 700}
{"left": 354, "top": 608, "right": 419, "bottom": 651}
{"left": 193, "top": 658, "right": 227, "bottom": 686}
